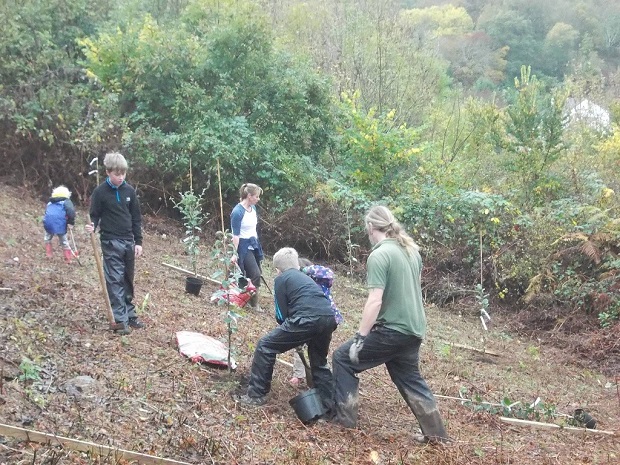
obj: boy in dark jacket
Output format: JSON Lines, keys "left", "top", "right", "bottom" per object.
{"left": 85, "top": 152, "right": 144, "bottom": 335}
{"left": 238, "top": 247, "right": 337, "bottom": 414}
{"left": 289, "top": 258, "right": 344, "bottom": 386}
{"left": 43, "top": 185, "right": 76, "bottom": 263}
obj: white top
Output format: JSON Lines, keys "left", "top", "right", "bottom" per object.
{"left": 239, "top": 207, "right": 258, "bottom": 239}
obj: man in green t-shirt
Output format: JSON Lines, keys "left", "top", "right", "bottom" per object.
{"left": 332, "top": 206, "right": 448, "bottom": 444}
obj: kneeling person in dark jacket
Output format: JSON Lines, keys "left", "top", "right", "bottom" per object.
{"left": 239, "top": 247, "right": 337, "bottom": 413}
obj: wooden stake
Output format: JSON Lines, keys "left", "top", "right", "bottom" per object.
{"left": 499, "top": 417, "right": 618, "bottom": 437}
{"left": 90, "top": 232, "right": 120, "bottom": 329}
{"left": 0, "top": 423, "right": 193, "bottom": 465}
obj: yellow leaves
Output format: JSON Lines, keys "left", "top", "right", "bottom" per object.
{"left": 85, "top": 69, "right": 98, "bottom": 81}
{"left": 138, "top": 15, "right": 159, "bottom": 43}
{"left": 601, "top": 188, "right": 614, "bottom": 199}
{"left": 400, "top": 5, "right": 474, "bottom": 37}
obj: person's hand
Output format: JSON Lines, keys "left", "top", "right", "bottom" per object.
{"left": 231, "top": 254, "right": 238, "bottom": 264}
{"left": 84, "top": 223, "right": 94, "bottom": 233}
{"left": 348, "top": 332, "right": 366, "bottom": 364}
{"left": 68, "top": 224, "right": 73, "bottom": 230}
{"left": 135, "top": 245, "right": 143, "bottom": 257}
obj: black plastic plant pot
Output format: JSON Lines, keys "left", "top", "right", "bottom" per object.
{"left": 185, "top": 276, "right": 203, "bottom": 296}
{"left": 573, "top": 408, "right": 597, "bottom": 429}
{"left": 289, "top": 388, "right": 325, "bottom": 424}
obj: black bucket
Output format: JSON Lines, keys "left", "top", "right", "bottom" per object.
{"left": 289, "top": 388, "right": 325, "bottom": 424}
{"left": 185, "top": 276, "right": 203, "bottom": 296}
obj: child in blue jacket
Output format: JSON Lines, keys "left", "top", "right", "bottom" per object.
{"left": 43, "top": 185, "right": 76, "bottom": 263}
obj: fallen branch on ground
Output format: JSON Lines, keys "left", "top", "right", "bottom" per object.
{"left": 437, "top": 340, "right": 500, "bottom": 356}
{"left": 0, "top": 423, "right": 192, "bottom": 465}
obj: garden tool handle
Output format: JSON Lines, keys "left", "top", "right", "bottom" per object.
{"left": 260, "top": 275, "right": 273, "bottom": 295}
{"left": 295, "top": 346, "right": 314, "bottom": 388}
{"left": 90, "top": 232, "right": 116, "bottom": 327}
{"left": 68, "top": 228, "right": 82, "bottom": 266}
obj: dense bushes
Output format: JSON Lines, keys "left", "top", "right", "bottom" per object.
{"left": 1, "top": 0, "right": 619, "bottom": 329}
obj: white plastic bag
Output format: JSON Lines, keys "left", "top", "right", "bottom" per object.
{"left": 176, "top": 331, "right": 237, "bottom": 369}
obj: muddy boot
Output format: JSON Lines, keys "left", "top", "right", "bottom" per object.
{"left": 45, "top": 243, "right": 53, "bottom": 258}
{"left": 63, "top": 248, "right": 73, "bottom": 264}
{"left": 415, "top": 407, "right": 449, "bottom": 444}
{"left": 249, "top": 293, "right": 262, "bottom": 312}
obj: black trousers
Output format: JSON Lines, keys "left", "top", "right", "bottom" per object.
{"left": 101, "top": 239, "right": 137, "bottom": 324}
{"left": 242, "top": 249, "right": 262, "bottom": 292}
{"left": 333, "top": 326, "right": 447, "bottom": 439}
{"left": 247, "top": 315, "right": 337, "bottom": 413}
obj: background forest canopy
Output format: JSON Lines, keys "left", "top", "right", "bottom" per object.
{"left": 1, "top": 0, "right": 620, "bottom": 325}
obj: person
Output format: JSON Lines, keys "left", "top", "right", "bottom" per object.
{"left": 238, "top": 247, "right": 337, "bottom": 415}
{"left": 332, "top": 206, "right": 449, "bottom": 444}
{"left": 43, "top": 185, "right": 76, "bottom": 264}
{"left": 289, "top": 257, "right": 344, "bottom": 387}
{"left": 230, "top": 183, "right": 264, "bottom": 312}
{"left": 85, "top": 152, "right": 145, "bottom": 335}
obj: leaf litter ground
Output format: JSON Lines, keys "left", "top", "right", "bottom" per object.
{"left": 0, "top": 184, "right": 618, "bottom": 464}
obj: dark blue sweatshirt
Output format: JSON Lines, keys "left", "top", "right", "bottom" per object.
{"left": 89, "top": 180, "right": 143, "bottom": 245}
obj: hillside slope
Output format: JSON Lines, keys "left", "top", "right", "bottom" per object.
{"left": 0, "top": 184, "right": 618, "bottom": 464}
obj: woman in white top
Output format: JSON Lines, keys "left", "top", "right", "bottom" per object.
{"left": 230, "top": 183, "right": 264, "bottom": 311}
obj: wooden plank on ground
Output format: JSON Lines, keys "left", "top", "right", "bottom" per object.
{"left": 0, "top": 423, "right": 192, "bottom": 465}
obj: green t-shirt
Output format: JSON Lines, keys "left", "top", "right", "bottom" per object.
{"left": 366, "top": 239, "right": 426, "bottom": 338}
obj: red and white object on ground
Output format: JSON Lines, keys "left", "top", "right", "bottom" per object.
{"left": 176, "top": 331, "right": 237, "bottom": 369}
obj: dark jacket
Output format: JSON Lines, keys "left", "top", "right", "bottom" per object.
{"left": 274, "top": 268, "right": 333, "bottom": 324}
{"left": 89, "top": 179, "right": 143, "bottom": 245}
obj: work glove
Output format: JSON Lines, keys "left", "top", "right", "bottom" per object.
{"left": 348, "top": 332, "right": 366, "bottom": 364}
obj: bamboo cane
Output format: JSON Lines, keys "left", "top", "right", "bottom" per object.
{"left": 161, "top": 262, "right": 221, "bottom": 285}
{"left": 499, "top": 417, "right": 617, "bottom": 436}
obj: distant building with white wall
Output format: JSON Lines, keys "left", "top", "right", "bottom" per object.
{"left": 565, "top": 98, "right": 612, "bottom": 132}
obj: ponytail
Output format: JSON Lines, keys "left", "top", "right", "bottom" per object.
{"left": 365, "top": 206, "right": 419, "bottom": 255}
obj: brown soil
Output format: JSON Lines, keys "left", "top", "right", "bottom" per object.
{"left": 0, "top": 184, "right": 618, "bottom": 464}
